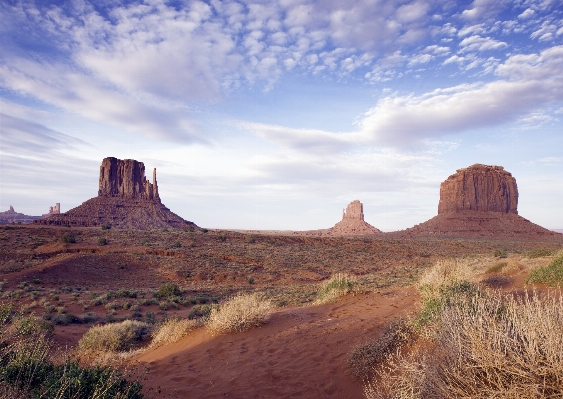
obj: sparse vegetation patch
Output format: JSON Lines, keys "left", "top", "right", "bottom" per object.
{"left": 526, "top": 251, "right": 563, "bottom": 286}
{"left": 206, "top": 293, "right": 273, "bottom": 335}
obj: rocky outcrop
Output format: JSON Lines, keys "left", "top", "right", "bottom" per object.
{"left": 392, "top": 164, "right": 560, "bottom": 241}
{"left": 438, "top": 164, "right": 518, "bottom": 214}
{"left": 0, "top": 206, "right": 42, "bottom": 224}
{"left": 326, "top": 200, "right": 382, "bottom": 236}
{"left": 36, "top": 157, "right": 196, "bottom": 230}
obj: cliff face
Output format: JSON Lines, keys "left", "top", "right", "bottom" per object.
{"left": 438, "top": 164, "right": 518, "bottom": 215}
{"left": 98, "top": 157, "right": 159, "bottom": 201}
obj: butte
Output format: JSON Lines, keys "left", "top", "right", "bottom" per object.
{"left": 394, "top": 164, "right": 560, "bottom": 240}
{"left": 325, "top": 200, "right": 382, "bottom": 236}
{"left": 37, "top": 157, "right": 196, "bottom": 230}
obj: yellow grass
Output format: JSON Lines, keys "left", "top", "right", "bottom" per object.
{"left": 78, "top": 320, "right": 151, "bottom": 353}
{"left": 365, "top": 258, "right": 563, "bottom": 399}
{"left": 206, "top": 293, "right": 273, "bottom": 335}
{"left": 150, "top": 317, "right": 199, "bottom": 347}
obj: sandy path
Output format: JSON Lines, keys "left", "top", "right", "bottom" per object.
{"left": 133, "top": 289, "right": 418, "bottom": 398}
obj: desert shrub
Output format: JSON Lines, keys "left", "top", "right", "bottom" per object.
{"left": 52, "top": 313, "right": 80, "bottom": 326}
{"left": 78, "top": 320, "right": 151, "bottom": 353}
{"left": 60, "top": 232, "right": 75, "bottom": 244}
{"left": 0, "top": 335, "right": 143, "bottom": 398}
{"left": 187, "top": 304, "right": 214, "bottom": 320}
{"left": 150, "top": 318, "right": 199, "bottom": 347}
{"left": 10, "top": 315, "right": 54, "bottom": 336}
{"left": 155, "top": 283, "right": 181, "bottom": 299}
{"left": 526, "top": 248, "right": 555, "bottom": 258}
{"left": 101, "top": 223, "right": 111, "bottom": 230}
{"left": 217, "top": 235, "right": 226, "bottom": 242}
{"left": 172, "top": 241, "right": 182, "bottom": 248}
{"left": 316, "top": 273, "right": 354, "bottom": 303}
{"left": 485, "top": 262, "right": 507, "bottom": 274}
{"left": 206, "top": 293, "right": 273, "bottom": 335}
{"left": 82, "top": 312, "right": 98, "bottom": 323}
{"left": 526, "top": 251, "right": 563, "bottom": 286}
{"left": 493, "top": 249, "right": 507, "bottom": 258}
{"left": 348, "top": 318, "right": 415, "bottom": 380}
{"left": 98, "top": 237, "right": 108, "bottom": 246}
{"left": 365, "top": 263, "right": 563, "bottom": 399}
{"left": 201, "top": 228, "right": 208, "bottom": 233}
{"left": 246, "top": 235, "right": 255, "bottom": 243}
{"left": 145, "top": 312, "right": 155, "bottom": 324}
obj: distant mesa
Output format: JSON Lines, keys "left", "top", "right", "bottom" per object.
{"left": 42, "top": 203, "right": 60, "bottom": 218}
{"left": 393, "top": 164, "right": 560, "bottom": 240}
{"left": 36, "top": 157, "right": 196, "bottom": 230}
{"left": 326, "top": 200, "right": 382, "bottom": 236}
{"left": 0, "top": 206, "right": 41, "bottom": 224}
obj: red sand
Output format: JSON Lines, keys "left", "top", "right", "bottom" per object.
{"left": 132, "top": 290, "right": 417, "bottom": 398}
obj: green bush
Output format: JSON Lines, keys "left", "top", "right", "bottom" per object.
{"left": 172, "top": 241, "right": 182, "bottom": 248}
{"left": 416, "top": 280, "right": 480, "bottom": 327}
{"left": 98, "top": 237, "right": 108, "bottom": 246}
{"left": 155, "top": 283, "right": 181, "bottom": 299}
{"left": 526, "top": 251, "right": 563, "bottom": 286}
{"left": 316, "top": 273, "right": 354, "bottom": 303}
{"left": 188, "top": 304, "right": 214, "bottom": 320}
{"left": 60, "top": 232, "right": 75, "bottom": 244}
{"left": 101, "top": 223, "right": 111, "bottom": 231}
{"left": 52, "top": 313, "right": 80, "bottom": 326}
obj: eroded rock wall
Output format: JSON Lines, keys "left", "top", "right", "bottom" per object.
{"left": 438, "top": 164, "right": 518, "bottom": 214}
{"left": 98, "top": 157, "right": 159, "bottom": 201}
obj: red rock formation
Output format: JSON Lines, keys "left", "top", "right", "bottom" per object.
{"left": 438, "top": 164, "right": 518, "bottom": 214}
{"left": 392, "top": 164, "right": 560, "bottom": 241}
{"left": 326, "top": 200, "right": 382, "bottom": 236}
{"left": 0, "top": 206, "right": 41, "bottom": 224}
{"left": 98, "top": 157, "right": 159, "bottom": 200}
{"left": 36, "top": 157, "right": 195, "bottom": 230}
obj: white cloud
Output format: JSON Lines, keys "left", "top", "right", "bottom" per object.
{"left": 459, "top": 35, "right": 508, "bottom": 52}
{"left": 359, "top": 46, "right": 563, "bottom": 146}
{"left": 243, "top": 45, "right": 563, "bottom": 151}
{"left": 518, "top": 8, "right": 535, "bottom": 19}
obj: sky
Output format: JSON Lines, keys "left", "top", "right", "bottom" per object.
{"left": 1, "top": 0, "right": 562, "bottom": 231}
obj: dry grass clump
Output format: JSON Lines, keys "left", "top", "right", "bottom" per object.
{"left": 418, "top": 258, "right": 474, "bottom": 291}
{"left": 150, "top": 317, "right": 199, "bottom": 347}
{"left": 206, "top": 293, "right": 273, "bottom": 335}
{"left": 78, "top": 320, "right": 151, "bottom": 353}
{"left": 365, "top": 287, "right": 563, "bottom": 398}
{"left": 316, "top": 273, "right": 355, "bottom": 304}
{"left": 347, "top": 318, "right": 415, "bottom": 381}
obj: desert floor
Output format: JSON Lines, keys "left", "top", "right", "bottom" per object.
{"left": 1, "top": 224, "right": 561, "bottom": 398}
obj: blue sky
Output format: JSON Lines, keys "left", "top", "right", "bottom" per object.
{"left": 1, "top": 0, "right": 562, "bottom": 230}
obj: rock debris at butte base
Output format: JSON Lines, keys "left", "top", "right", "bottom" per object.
{"left": 36, "top": 157, "right": 196, "bottom": 230}
{"left": 393, "top": 164, "right": 559, "bottom": 240}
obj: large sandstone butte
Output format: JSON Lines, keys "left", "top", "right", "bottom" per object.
{"left": 37, "top": 157, "right": 196, "bottom": 230}
{"left": 326, "top": 200, "right": 382, "bottom": 236}
{"left": 438, "top": 164, "right": 518, "bottom": 214}
{"left": 393, "top": 164, "right": 560, "bottom": 241}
